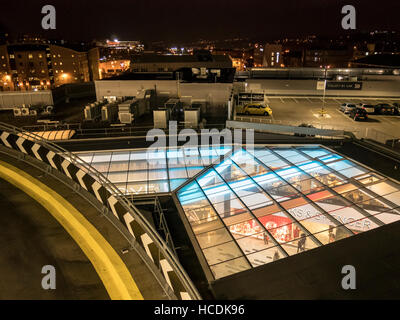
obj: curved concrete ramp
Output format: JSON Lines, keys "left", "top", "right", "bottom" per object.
{"left": 0, "top": 176, "right": 109, "bottom": 300}
{"left": 0, "top": 152, "right": 168, "bottom": 300}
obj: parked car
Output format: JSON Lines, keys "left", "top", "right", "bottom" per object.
{"left": 359, "top": 103, "right": 375, "bottom": 114}
{"left": 339, "top": 103, "right": 357, "bottom": 114}
{"left": 349, "top": 107, "right": 368, "bottom": 121}
{"left": 294, "top": 123, "right": 316, "bottom": 137}
{"left": 243, "top": 103, "right": 273, "bottom": 116}
{"left": 374, "top": 103, "right": 395, "bottom": 115}
{"left": 392, "top": 103, "right": 400, "bottom": 115}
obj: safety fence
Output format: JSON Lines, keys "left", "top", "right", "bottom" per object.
{"left": 0, "top": 122, "right": 201, "bottom": 300}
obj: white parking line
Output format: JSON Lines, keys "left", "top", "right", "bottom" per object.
{"left": 335, "top": 109, "right": 355, "bottom": 122}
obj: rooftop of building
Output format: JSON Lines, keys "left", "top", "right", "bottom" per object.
{"left": 131, "top": 51, "right": 232, "bottom": 64}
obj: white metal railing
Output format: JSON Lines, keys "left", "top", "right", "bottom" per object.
{"left": 0, "top": 122, "right": 201, "bottom": 300}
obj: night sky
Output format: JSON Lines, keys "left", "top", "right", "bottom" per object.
{"left": 1, "top": 0, "right": 400, "bottom": 43}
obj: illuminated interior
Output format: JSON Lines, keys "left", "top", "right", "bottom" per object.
{"left": 75, "top": 145, "right": 400, "bottom": 280}
{"left": 75, "top": 146, "right": 232, "bottom": 194}
{"left": 175, "top": 146, "right": 400, "bottom": 279}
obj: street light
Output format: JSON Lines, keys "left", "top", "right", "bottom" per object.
{"left": 321, "top": 65, "right": 328, "bottom": 117}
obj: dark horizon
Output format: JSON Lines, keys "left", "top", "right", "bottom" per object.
{"left": 1, "top": 0, "right": 400, "bottom": 43}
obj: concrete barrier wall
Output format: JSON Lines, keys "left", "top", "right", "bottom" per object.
{"left": 0, "top": 91, "right": 53, "bottom": 110}
{"left": 246, "top": 79, "right": 400, "bottom": 97}
{"left": 226, "top": 120, "right": 347, "bottom": 137}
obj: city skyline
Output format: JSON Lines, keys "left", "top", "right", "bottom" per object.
{"left": 1, "top": 0, "right": 400, "bottom": 43}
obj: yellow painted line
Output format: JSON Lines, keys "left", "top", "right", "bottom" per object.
{"left": 0, "top": 160, "right": 143, "bottom": 300}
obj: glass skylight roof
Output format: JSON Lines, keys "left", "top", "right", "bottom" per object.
{"left": 175, "top": 146, "right": 400, "bottom": 280}
{"left": 75, "top": 144, "right": 400, "bottom": 281}
{"left": 75, "top": 146, "right": 232, "bottom": 195}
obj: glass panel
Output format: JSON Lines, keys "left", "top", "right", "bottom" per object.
{"left": 240, "top": 192, "right": 272, "bottom": 210}
{"left": 196, "top": 227, "right": 232, "bottom": 249}
{"left": 246, "top": 246, "right": 285, "bottom": 267}
{"left": 210, "top": 257, "right": 251, "bottom": 280}
{"left": 356, "top": 173, "right": 383, "bottom": 185}
{"left": 229, "top": 178, "right": 263, "bottom": 197}
{"left": 215, "top": 160, "right": 247, "bottom": 182}
{"left": 204, "top": 186, "right": 236, "bottom": 204}
{"left": 312, "top": 226, "right": 352, "bottom": 244}
{"left": 383, "top": 191, "right": 400, "bottom": 206}
{"left": 91, "top": 152, "right": 112, "bottom": 163}
{"left": 127, "top": 170, "right": 147, "bottom": 182}
{"left": 291, "top": 177, "right": 325, "bottom": 195}
{"left": 168, "top": 157, "right": 186, "bottom": 168}
{"left": 366, "top": 181, "right": 399, "bottom": 197}
{"left": 297, "top": 147, "right": 330, "bottom": 158}
{"left": 192, "top": 218, "right": 225, "bottom": 235}
{"left": 76, "top": 153, "right": 94, "bottom": 164}
{"left": 169, "top": 168, "right": 188, "bottom": 179}
{"left": 108, "top": 161, "right": 129, "bottom": 172}
{"left": 90, "top": 161, "right": 110, "bottom": 173}
{"left": 147, "top": 158, "right": 166, "bottom": 169}
{"left": 128, "top": 160, "right": 148, "bottom": 171}
{"left": 228, "top": 219, "right": 265, "bottom": 239}
{"left": 318, "top": 153, "right": 343, "bottom": 163}
{"left": 107, "top": 171, "right": 128, "bottom": 183}
{"left": 223, "top": 211, "right": 254, "bottom": 226}
{"left": 148, "top": 181, "right": 169, "bottom": 193}
{"left": 170, "top": 178, "right": 187, "bottom": 191}
{"left": 187, "top": 167, "right": 204, "bottom": 177}
{"left": 130, "top": 150, "right": 150, "bottom": 161}
{"left": 126, "top": 181, "right": 148, "bottom": 194}
{"left": 197, "top": 169, "right": 224, "bottom": 188}
{"left": 113, "top": 182, "right": 127, "bottom": 195}
{"left": 373, "top": 211, "right": 400, "bottom": 225}
{"left": 111, "top": 151, "right": 130, "bottom": 162}
{"left": 187, "top": 205, "right": 218, "bottom": 224}
{"left": 212, "top": 198, "right": 246, "bottom": 218}
{"left": 339, "top": 166, "right": 368, "bottom": 178}
{"left": 281, "top": 235, "right": 320, "bottom": 256}
{"left": 256, "top": 153, "right": 289, "bottom": 170}
{"left": 203, "top": 241, "right": 244, "bottom": 265}
{"left": 236, "top": 232, "right": 276, "bottom": 254}
{"left": 230, "top": 150, "right": 269, "bottom": 177}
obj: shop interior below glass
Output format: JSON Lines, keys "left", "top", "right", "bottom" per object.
{"left": 75, "top": 145, "right": 400, "bottom": 280}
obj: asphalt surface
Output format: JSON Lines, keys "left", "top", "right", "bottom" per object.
{"left": 0, "top": 177, "right": 109, "bottom": 300}
{"left": 237, "top": 96, "right": 400, "bottom": 142}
